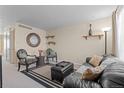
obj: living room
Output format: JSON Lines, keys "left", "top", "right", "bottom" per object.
{"left": 0, "top": 3, "right": 124, "bottom": 89}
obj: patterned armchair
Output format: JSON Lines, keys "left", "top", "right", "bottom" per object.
{"left": 46, "top": 48, "right": 57, "bottom": 63}
{"left": 17, "top": 49, "right": 38, "bottom": 72}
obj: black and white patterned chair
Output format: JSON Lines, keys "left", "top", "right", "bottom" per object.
{"left": 17, "top": 49, "right": 38, "bottom": 72}
{"left": 46, "top": 48, "right": 57, "bottom": 63}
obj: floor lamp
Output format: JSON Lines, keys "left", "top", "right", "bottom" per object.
{"left": 102, "top": 27, "right": 111, "bottom": 56}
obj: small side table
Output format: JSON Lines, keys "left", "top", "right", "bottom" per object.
{"left": 36, "top": 56, "right": 45, "bottom": 67}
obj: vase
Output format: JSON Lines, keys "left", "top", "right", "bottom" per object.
{"left": 89, "top": 24, "right": 92, "bottom": 36}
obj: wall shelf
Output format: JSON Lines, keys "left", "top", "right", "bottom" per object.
{"left": 82, "top": 34, "right": 104, "bottom": 40}
{"left": 48, "top": 41, "right": 56, "bottom": 45}
{"left": 46, "top": 35, "right": 55, "bottom": 39}
{"left": 46, "top": 35, "right": 56, "bottom": 45}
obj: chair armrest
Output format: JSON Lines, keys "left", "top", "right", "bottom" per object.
{"left": 19, "top": 57, "right": 28, "bottom": 64}
{"left": 27, "top": 55, "right": 37, "bottom": 58}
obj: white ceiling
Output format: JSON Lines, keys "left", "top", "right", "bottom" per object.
{"left": 0, "top": 5, "right": 117, "bottom": 30}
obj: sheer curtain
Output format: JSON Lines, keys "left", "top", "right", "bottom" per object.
{"left": 112, "top": 6, "right": 124, "bottom": 60}
{"left": 112, "top": 6, "right": 121, "bottom": 57}
{"left": 118, "top": 7, "right": 124, "bottom": 60}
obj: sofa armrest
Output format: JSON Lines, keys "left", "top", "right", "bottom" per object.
{"left": 86, "top": 57, "right": 91, "bottom": 63}
{"left": 86, "top": 56, "right": 106, "bottom": 64}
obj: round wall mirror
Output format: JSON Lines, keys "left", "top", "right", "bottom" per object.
{"left": 26, "top": 33, "right": 41, "bottom": 47}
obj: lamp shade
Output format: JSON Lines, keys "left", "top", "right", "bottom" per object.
{"left": 102, "top": 27, "right": 111, "bottom": 32}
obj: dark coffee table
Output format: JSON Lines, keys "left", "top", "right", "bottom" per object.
{"left": 51, "top": 61, "right": 74, "bottom": 83}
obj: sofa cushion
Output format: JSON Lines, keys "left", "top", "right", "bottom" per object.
{"left": 89, "top": 55, "right": 103, "bottom": 67}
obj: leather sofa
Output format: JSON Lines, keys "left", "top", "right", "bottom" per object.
{"left": 63, "top": 56, "right": 124, "bottom": 88}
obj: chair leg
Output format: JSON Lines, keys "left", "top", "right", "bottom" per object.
{"left": 18, "top": 63, "right": 20, "bottom": 71}
{"left": 36, "top": 61, "right": 38, "bottom": 67}
{"left": 56, "top": 56, "right": 57, "bottom": 62}
{"left": 26, "top": 64, "right": 29, "bottom": 72}
{"left": 47, "top": 57, "right": 49, "bottom": 63}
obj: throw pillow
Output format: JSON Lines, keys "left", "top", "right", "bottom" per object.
{"left": 89, "top": 55, "right": 103, "bottom": 67}
{"left": 81, "top": 66, "right": 104, "bottom": 80}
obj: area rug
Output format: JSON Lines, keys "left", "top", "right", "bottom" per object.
{"left": 21, "top": 65, "right": 63, "bottom": 88}
{"left": 33, "top": 65, "right": 52, "bottom": 80}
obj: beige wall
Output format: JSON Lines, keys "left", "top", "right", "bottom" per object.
{"left": 10, "top": 23, "right": 47, "bottom": 64}
{"left": 47, "top": 17, "right": 112, "bottom": 65}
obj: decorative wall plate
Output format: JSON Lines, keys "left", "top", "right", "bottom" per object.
{"left": 26, "top": 33, "right": 41, "bottom": 47}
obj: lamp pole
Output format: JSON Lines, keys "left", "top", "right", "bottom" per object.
{"left": 104, "top": 31, "right": 107, "bottom": 55}
{"left": 102, "top": 27, "right": 111, "bottom": 56}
